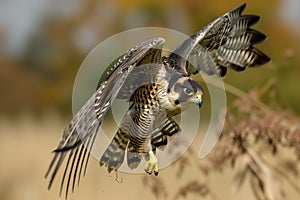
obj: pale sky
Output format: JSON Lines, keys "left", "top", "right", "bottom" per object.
{"left": 0, "top": 0, "right": 299, "bottom": 58}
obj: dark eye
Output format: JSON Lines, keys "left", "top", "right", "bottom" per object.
{"left": 183, "top": 88, "right": 193, "bottom": 96}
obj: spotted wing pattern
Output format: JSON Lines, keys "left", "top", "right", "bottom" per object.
{"left": 45, "top": 38, "right": 165, "bottom": 198}
{"left": 168, "top": 3, "right": 270, "bottom": 77}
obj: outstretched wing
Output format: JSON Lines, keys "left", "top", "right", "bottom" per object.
{"left": 45, "top": 37, "right": 165, "bottom": 198}
{"left": 167, "top": 3, "right": 270, "bottom": 77}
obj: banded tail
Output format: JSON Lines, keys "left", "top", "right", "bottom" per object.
{"left": 99, "top": 129, "right": 129, "bottom": 173}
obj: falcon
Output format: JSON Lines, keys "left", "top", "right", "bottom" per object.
{"left": 45, "top": 3, "right": 270, "bottom": 198}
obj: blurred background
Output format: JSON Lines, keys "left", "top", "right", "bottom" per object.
{"left": 0, "top": 0, "right": 299, "bottom": 199}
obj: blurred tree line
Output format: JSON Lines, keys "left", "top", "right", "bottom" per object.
{"left": 1, "top": 0, "right": 300, "bottom": 116}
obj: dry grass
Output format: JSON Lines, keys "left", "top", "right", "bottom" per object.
{"left": 1, "top": 86, "right": 300, "bottom": 200}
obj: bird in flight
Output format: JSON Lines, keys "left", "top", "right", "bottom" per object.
{"left": 45, "top": 3, "right": 270, "bottom": 198}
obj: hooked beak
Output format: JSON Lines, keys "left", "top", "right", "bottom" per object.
{"left": 193, "top": 93, "right": 203, "bottom": 108}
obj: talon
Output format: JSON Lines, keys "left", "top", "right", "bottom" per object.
{"left": 144, "top": 150, "right": 159, "bottom": 176}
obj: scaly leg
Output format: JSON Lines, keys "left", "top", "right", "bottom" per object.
{"left": 144, "top": 150, "right": 159, "bottom": 176}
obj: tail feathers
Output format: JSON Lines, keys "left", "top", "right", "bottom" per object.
{"left": 126, "top": 143, "right": 142, "bottom": 169}
{"left": 100, "top": 146, "right": 125, "bottom": 173}
{"left": 99, "top": 130, "right": 129, "bottom": 173}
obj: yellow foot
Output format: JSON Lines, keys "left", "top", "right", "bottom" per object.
{"left": 144, "top": 151, "right": 159, "bottom": 176}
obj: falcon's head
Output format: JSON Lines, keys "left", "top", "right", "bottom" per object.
{"left": 168, "top": 77, "right": 203, "bottom": 108}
